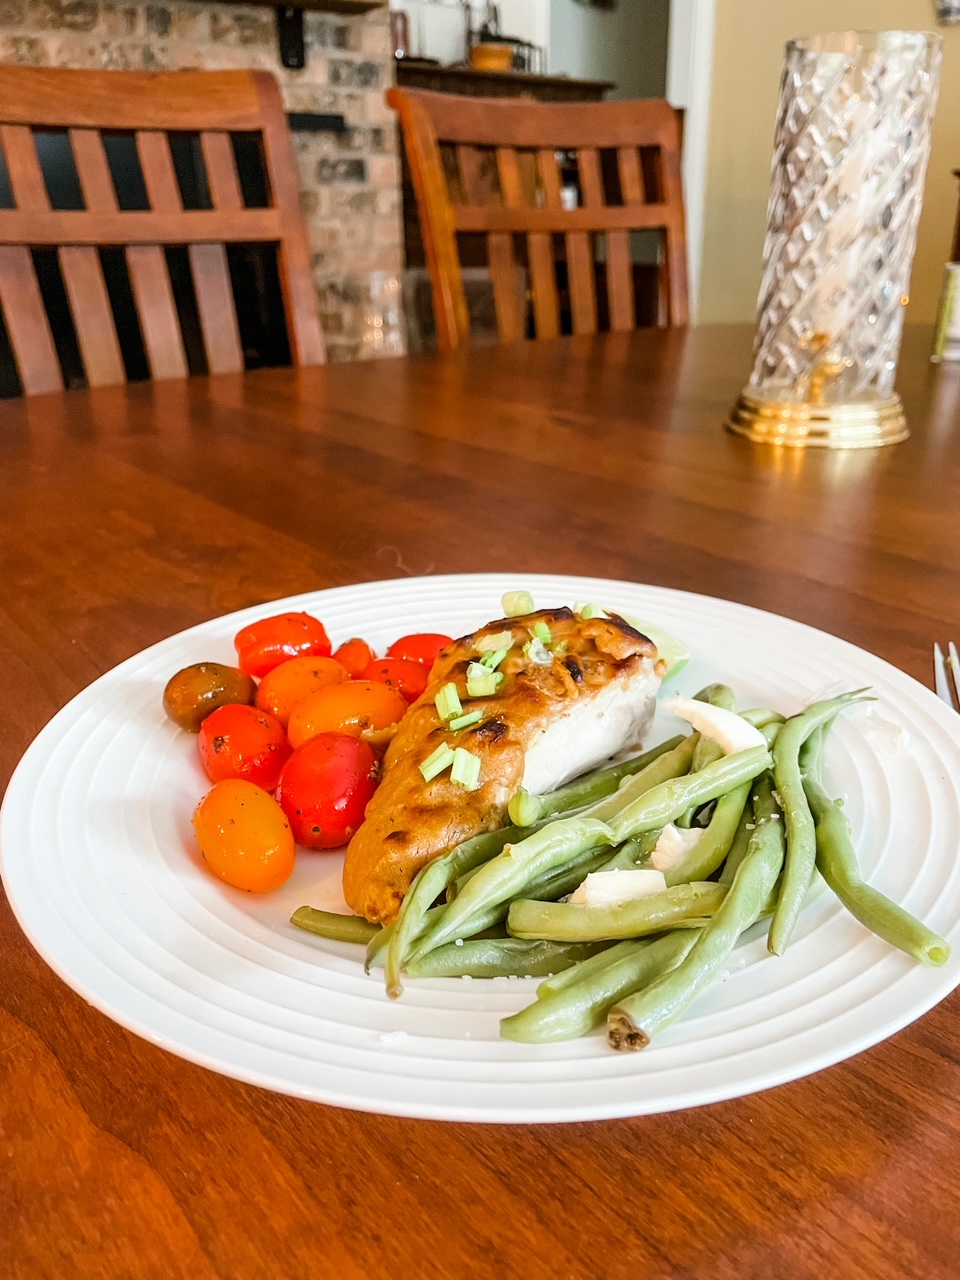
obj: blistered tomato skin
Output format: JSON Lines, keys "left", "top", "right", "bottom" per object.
{"left": 386, "top": 633, "right": 453, "bottom": 667}
{"left": 255, "top": 656, "right": 348, "bottom": 726}
{"left": 332, "top": 637, "right": 376, "bottom": 677}
{"left": 276, "top": 734, "right": 379, "bottom": 849}
{"left": 287, "top": 680, "right": 408, "bottom": 750}
{"left": 193, "top": 779, "right": 295, "bottom": 892}
{"left": 162, "top": 663, "right": 257, "bottom": 732}
{"left": 362, "top": 657, "right": 429, "bottom": 704}
{"left": 234, "top": 612, "right": 332, "bottom": 678}
{"left": 198, "top": 703, "right": 291, "bottom": 790}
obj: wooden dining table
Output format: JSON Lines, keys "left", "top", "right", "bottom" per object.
{"left": 2, "top": 323, "right": 960, "bottom": 1279}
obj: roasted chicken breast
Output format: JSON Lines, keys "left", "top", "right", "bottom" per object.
{"left": 342, "top": 607, "right": 663, "bottom": 924}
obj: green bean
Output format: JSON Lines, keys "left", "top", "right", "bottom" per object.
{"left": 593, "top": 836, "right": 650, "bottom": 874}
{"left": 407, "top": 816, "right": 615, "bottom": 964}
{"left": 705, "top": 722, "right": 778, "bottom": 884}
{"left": 501, "top": 931, "right": 700, "bottom": 1043}
{"left": 584, "top": 734, "right": 698, "bottom": 824}
{"left": 740, "top": 707, "right": 787, "bottom": 729}
{"left": 675, "top": 686, "right": 737, "bottom": 824}
{"left": 607, "top": 744, "right": 772, "bottom": 844}
{"left": 608, "top": 773, "right": 786, "bottom": 1050}
{"left": 507, "top": 881, "right": 728, "bottom": 942}
{"left": 804, "top": 773, "right": 950, "bottom": 966}
{"left": 290, "top": 906, "right": 381, "bottom": 946}
{"left": 507, "top": 734, "right": 686, "bottom": 827}
{"left": 664, "top": 785, "right": 750, "bottom": 885}
{"left": 718, "top": 798, "right": 754, "bottom": 885}
{"left": 693, "top": 683, "right": 738, "bottom": 712}
{"left": 535, "top": 937, "right": 643, "bottom": 999}
{"left": 688, "top": 684, "right": 735, "bottom": 784}
{"left": 523, "top": 846, "right": 617, "bottom": 903}
{"left": 366, "top": 906, "right": 438, "bottom": 971}
{"left": 406, "top": 938, "right": 609, "bottom": 980}
{"left": 383, "top": 825, "right": 523, "bottom": 998}
{"left": 769, "top": 690, "right": 872, "bottom": 956}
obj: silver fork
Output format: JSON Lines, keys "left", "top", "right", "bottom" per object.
{"left": 934, "top": 642, "right": 960, "bottom": 712}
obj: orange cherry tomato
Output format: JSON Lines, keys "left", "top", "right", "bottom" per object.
{"left": 287, "top": 680, "right": 408, "bottom": 749}
{"left": 198, "top": 703, "right": 290, "bottom": 790}
{"left": 276, "top": 734, "right": 379, "bottom": 849}
{"left": 386, "top": 633, "right": 452, "bottom": 667}
{"left": 362, "top": 657, "right": 429, "bottom": 704}
{"left": 255, "top": 656, "right": 349, "bottom": 727}
{"left": 332, "top": 637, "right": 376, "bottom": 677}
{"left": 234, "top": 611, "right": 331, "bottom": 678}
{"left": 193, "top": 779, "right": 295, "bottom": 892}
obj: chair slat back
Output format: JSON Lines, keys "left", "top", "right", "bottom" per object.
{"left": 0, "top": 67, "right": 324, "bottom": 394}
{"left": 388, "top": 87, "right": 689, "bottom": 351}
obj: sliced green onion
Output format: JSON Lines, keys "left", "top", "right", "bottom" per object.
{"left": 502, "top": 590, "right": 534, "bottom": 617}
{"left": 480, "top": 647, "right": 509, "bottom": 671}
{"left": 576, "top": 602, "right": 606, "bottom": 620}
{"left": 531, "top": 621, "right": 552, "bottom": 645}
{"left": 449, "top": 709, "right": 483, "bottom": 732}
{"left": 554, "top": 640, "right": 569, "bottom": 655}
{"left": 477, "top": 630, "right": 513, "bottom": 653}
{"left": 523, "top": 637, "right": 552, "bottom": 666}
{"left": 466, "top": 667, "right": 503, "bottom": 697}
{"left": 435, "top": 682, "right": 463, "bottom": 722}
{"left": 419, "top": 742, "right": 455, "bottom": 781}
{"left": 450, "top": 747, "right": 482, "bottom": 790}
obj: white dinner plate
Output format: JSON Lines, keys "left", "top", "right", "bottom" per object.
{"left": 3, "top": 573, "right": 960, "bottom": 1123}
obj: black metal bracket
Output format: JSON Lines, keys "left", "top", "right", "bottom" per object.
{"left": 275, "top": 6, "right": 305, "bottom": 70}
{"left": 287, "top": 113, "right": 348, "bottom": 134}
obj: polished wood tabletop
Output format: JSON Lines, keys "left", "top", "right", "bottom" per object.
{"left": 2, "top": 324, "right": 960, "bottom": 1280}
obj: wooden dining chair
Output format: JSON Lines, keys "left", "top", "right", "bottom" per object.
{"left": 0, "top": 66, "right": 325, "bottom": 395}
{"left": 387, "top": 87, "right": 689, "bottom": 352}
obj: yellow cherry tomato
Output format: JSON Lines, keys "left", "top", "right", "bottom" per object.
{"left": 287, "top": 680, "right": 408, "bottom": 750}
{"left": 192, "top": 779, "right": 296, "bottom": 893}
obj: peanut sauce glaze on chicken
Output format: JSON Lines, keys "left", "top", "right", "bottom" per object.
{"left": 342, "top": 608, "right": 661, "bottom": 925}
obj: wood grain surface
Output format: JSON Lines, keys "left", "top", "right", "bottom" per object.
{"left": 2, "top": 325, "right": 960, "bottom": 1280}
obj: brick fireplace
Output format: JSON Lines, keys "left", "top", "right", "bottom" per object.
{"left": 0, "top": 0, "right": 405, "bottom": 361}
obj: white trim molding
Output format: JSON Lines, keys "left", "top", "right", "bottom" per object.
{"left": 666, "top": 0, "right": 716, "bottom": 322}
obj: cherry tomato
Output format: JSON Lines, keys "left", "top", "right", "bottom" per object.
{"left": 362, "top": 657, "right": 429, "bottom": 704}
{"left": 255, "top": 656, "right": 349, "bottom": 727}
{"left": 386, "top": 633, "right": 452, "bottom": 667}
{"left": 287, "top": 680, "right": 408, "bottom": 750}
{"left": 163, "top": 662, "right": 257, "bottom": 733}
{"left": 198, "top": 703, "right": 290, "bottom": 789}
{"left": 193, "top": 779, "right": 295, "bottom": 892}
{"left": 234, "top": 612, "right": 331, "bottom": 678}
{"left": 332, "top": 637, "right": 376, "bottom": 677}
{"left": 276, "top": 734, "right": 379, "bottom": 849}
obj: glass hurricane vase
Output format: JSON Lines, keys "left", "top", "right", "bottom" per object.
{"left": 727, "top": 30, "right": 943, "bottom": 448}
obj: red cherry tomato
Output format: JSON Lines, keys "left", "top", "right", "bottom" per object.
{"left": 386, "top": 633, "right": 452, "bottom": 667}
{"left": 234, "top": 612, "right": 331, "bottom": 678}
{"left": 332, "top": 637, "right": 376, "bottom": 677}
{"left": 193, "top": 779, "right": 295, "bottom": 892}
{"left": 198, "top": 703, "right": 290, "bottom": 790}
{"left": 362, "top": 657, "right": 429, "bottom": 704}
{"left": 276, "top": 734, "right": 379, "bottom": 849}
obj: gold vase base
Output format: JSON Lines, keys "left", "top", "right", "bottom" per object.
{"left": 725, "top": 390, "right": 908, "bottom": 449}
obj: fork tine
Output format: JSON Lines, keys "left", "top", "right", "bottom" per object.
{"left": 934, "top": 642, "right": 955, "bottom": 708}
{"left": 949, "top": 642, "right": 960, "bottom": 710}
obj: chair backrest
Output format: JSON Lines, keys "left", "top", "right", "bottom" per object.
{"left": 0, "top": 66, "right": 325, "bottom": 395}
{"left": 387, "top": 86, "right": 689, "bottom": 352}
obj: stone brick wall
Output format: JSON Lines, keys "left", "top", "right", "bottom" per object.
{"left": 0, "top": 0, "right": 405, "bottom": 361}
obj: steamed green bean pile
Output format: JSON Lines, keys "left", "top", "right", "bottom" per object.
{"left": 291, "top": 685, "right": 950, "bottom": 1053}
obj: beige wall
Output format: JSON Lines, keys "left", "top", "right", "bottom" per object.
{"left": 699, "top": 1, "right": 959, "bottom": 324}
